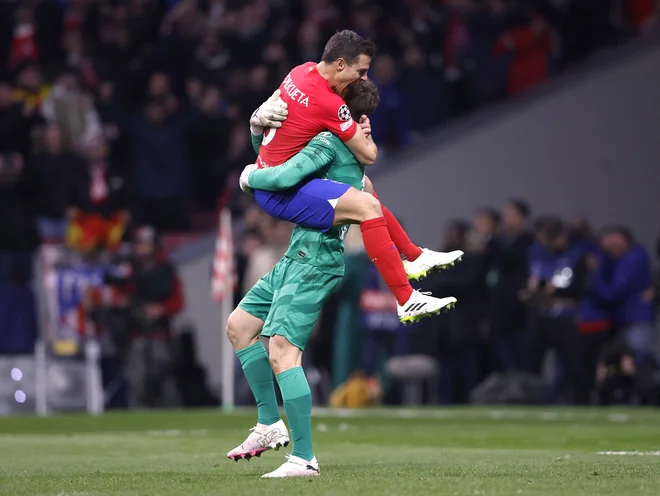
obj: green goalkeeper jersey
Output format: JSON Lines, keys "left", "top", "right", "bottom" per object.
{"left": 248, "top": 131, "right": 365, "bottom": 276}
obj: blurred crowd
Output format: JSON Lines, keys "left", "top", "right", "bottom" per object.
{"left": 1, "top": 0, "right": 658, "bottom": 257}
{"left": 1, "top": 0, "right": 659, "bottom": 408}
{"left": 316, "top": 201, "right": 660, "bottom": 407}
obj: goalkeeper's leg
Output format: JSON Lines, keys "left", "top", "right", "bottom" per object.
{"left": 261, "top": 335, "right": 319, "bottom": 477}
{"left": 226, "top": 282, "right": 289, "bottom": 462}
{"left": 260, "top": 260, "right": 339, "bottom": 477}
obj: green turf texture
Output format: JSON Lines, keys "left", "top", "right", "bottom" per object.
{"left": 1, "top": 407, "right": 659, "bottom": 495}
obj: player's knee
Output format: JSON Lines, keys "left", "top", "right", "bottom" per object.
{"left": 268, "top": 335, "right": 299, "bottom": 375}
{"left": 359, "top": 192, "right": 382, "bottom": 220}
{"left": 225, "top": 311, "right": 241, "bottom": 345}
{"left": 226, "top": 309, "right": 255, "bottom": 349}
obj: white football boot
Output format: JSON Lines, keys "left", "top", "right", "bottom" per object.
{"left": 404, "top": 248, "right": 464, "bottom": 281}
{"left": 227, "top": 419, "right": 290, "bottom": 462}
{"left": 397, "top": 290, "right": 457, "bottom": 325}
{"left": 262, "top": 455, "right": 320, "bottom": 478}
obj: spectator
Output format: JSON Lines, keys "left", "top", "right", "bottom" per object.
{"left": 360, "top": 262, "right": 401, "bottom": 386}
{"left": 0, "top": 75, "right": 41, "bottom": 157}
{"left": 569, "top": 216, "right": 599, "bottom": 256}
{"left": 0, "top": 152, "right": 39, "bottom": 284}
{"left": 297, "top": 21, "right": 324, "bottom": 64}
{"left": 463, "top": 0, "right": 509, "bottom": 106}
{"left": 145, "top": 72, "right": 178, "bottom": 113}
{"left": 9, "top": 5, "right": 39, "bottom": 68}
{"left": 443, "top": 0, "right": 474, "bottom": 116}
{"left": 370, "top": 54, "right": 411, "bottom": 150}
{"left": 473, "top": 206, "right": 501, "bottom": 258}
{"left": 32, "top": 124, "right": 84, "bottom": 241}
{"left": 220, "top": 121, "right": 259, "bottom": 185}
{"left": 489, "top": 199, "right": 533, "bottom": 372}
{"left": 189, "top": 84, "right": 234, "bottom": 210}
{"left": 399, "top": 44, "right": 449, "bottom": 134}
{"left": 191, "top": 30, "right": 232, "bottom": 85}
{"left": 492, "top": 5, "right": 553, "bottom": 95}
{"left": 160, "top": 0, "right": 206, "bottom": 41}
{"left": 12, "top": 63, "right": 50, "bottom": 118}
{"left": 578, "top": 251, "right": 613, "bottom": 405}
{"left": 242, "top": 218, "right": 292, "bottom": 293}
{"left": 85, "top": 225, "right": 185, "bottom": 407}
{"left": 41, "top": 68, "right": 102, "bottom": 153}
{"left": 238, "top": 64, "right": 272, "bottom": 119}
{"left": 472, "top": 206, "right": 502, "bottom": 380}
{"left": 589, "top": 227, "right": 655, "bottom": 364}
{"left": 625, "top": 0, "right": 659, "bottom": 32}
{"left": 423, "top": 220, "right": 488, "bottom": 404}
{"left": 99, "top": 82, "right": 199, "bottom": 231}
{"left": 65, "top": 139, "right": 129, "bottom": 253}
{"left": 523, "top": 217, "right": 588, "bottom": 403}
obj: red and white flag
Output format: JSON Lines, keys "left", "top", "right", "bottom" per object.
{"left": 211, "top": 208, "right": 237, "bottom": 303}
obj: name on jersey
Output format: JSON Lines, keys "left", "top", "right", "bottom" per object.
{"left": 282, "top": 73, "right": 310, "bottom": 107}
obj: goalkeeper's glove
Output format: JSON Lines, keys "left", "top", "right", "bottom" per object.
{"left": 249, "top": 89, "right": 288, "bottom": 135}
{"left": 239, "top": 163, "right": 258, "bottom": 195}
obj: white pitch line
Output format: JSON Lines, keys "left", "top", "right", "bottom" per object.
{"left": 597, "top": 451, "right": 660, "bottom": 456}
{"left": 310, "top": 407, "right": 635, "bottom": 423}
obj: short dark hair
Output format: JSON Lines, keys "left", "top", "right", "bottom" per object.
{"left": 540, "top": 216, "right": 564, "bottom": 241}
{"left": 345, "top": 79, "right": 380, "bottom": 118}
{"left": 509, "top": 198, "right": 530, "bottom": 219}
{"left": 321, "top": 30, "right": 376, "bottom": 65}
{"left": 477, "top": 207, "right": 500, "bottom": 227}
{"left": 602, "top": 225, "right": 634, "bottom": 244}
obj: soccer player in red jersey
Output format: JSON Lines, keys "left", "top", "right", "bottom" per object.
{"left": 248, "top": 32, "right": 461, "bottom": 320}
{"left": 223, "top": 34, "right": 462, "bottom": 477}
{"left": 254, "top": 31, "right": 377, "bottom": 168}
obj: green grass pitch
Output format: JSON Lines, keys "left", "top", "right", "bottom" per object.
{"left": 1, "top": 407, "right": 659, "bottom": 495}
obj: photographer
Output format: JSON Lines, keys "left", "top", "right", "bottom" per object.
{"left": 523, "top": 217, "right": 588, "bottom": 403}
{"left": 86, "top": 225, "right": 184, "bottom": 407}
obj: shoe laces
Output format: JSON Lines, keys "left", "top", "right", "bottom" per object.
{"left": 247, "top": 426, "right": 262, "bottom": 436}
{"left": 283, "top": 454, "right": 310, "bottom": 467}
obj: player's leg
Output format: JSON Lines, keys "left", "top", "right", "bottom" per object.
{"left": 226, "top": 271, "right": 289, "bottom": 462}
{"left": 363, "top": 175, "right": 463, "bottom": 280}
{"left": 255, "top": 181, "right": 457, "bottom": 323}
{"left": 332, "top": 186, "right": 412, "bottom": 302}
{"left": 260, "top": 260, "right": 340, "bottom": 477}
{"left": 361, "top": 175, "right": 420, "bottom": 260}
{"left": 332, "top": 187, "right": 457, "bottom": 323}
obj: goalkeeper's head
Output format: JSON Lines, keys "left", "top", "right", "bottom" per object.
{"left": 345, "top": 79, "right": 380, "bottom": 120}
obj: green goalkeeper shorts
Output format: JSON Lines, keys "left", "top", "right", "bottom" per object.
{"left": 238, "top": 256, "right": 342, "bottom": 351}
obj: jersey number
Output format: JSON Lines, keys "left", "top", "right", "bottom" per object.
{"left": 262, "top": 127, "right": 277, "bottom": 146}
{"left": 339, "top": 225, "right": 349, "bottom": 241}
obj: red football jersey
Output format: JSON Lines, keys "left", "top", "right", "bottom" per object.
{"left": 257, "top": 62, "right": 358, "bottom": 168}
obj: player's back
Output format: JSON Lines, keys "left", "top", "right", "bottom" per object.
{"left": 258, "top": 62, "right": 357, "bottom": 168}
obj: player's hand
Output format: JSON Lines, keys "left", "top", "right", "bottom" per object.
{"left": 250, "top": 89, "right": 288, "bottom": 134}
{"left": 358, "top": 115, "right": 372, "bottom": 137}
{"left": 239, "top": 163, "right": 258, "bottom": 195}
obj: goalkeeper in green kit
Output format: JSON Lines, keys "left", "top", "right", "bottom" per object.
{"left": 225, "top": 80, "right": 453, "bottom": 478}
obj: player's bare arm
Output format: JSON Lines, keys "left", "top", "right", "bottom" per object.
{"left": 345, "top": 124, "right": 377, "bottom": 165}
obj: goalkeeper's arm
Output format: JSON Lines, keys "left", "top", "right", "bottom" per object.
{"left": 247, "top": 142, "right": 336, "bottom": 191}
{"left": 251, "top": 131, "right": 263, "bottom": 155}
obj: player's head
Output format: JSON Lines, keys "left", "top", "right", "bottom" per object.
{"left": 320, "top": 30, "right": 376, "bottom": 96}
{"left": 344, "top": 79, "right": 380, "bottom": 119}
